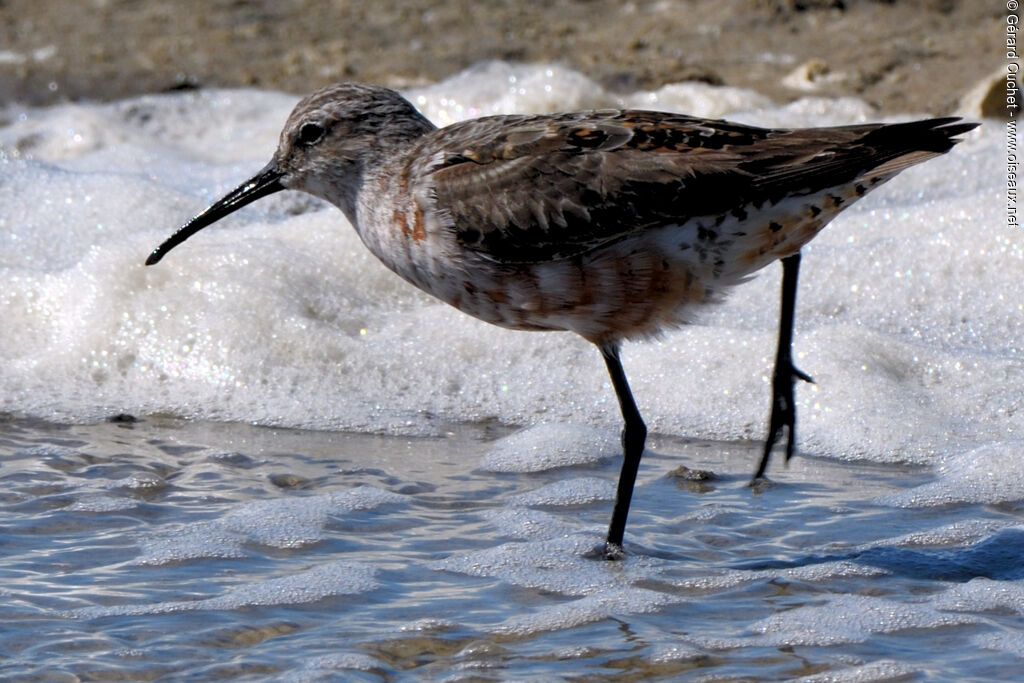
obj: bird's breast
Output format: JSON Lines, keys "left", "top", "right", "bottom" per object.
{"left": 355, "top": 189, "right": 720, "bottom": 343}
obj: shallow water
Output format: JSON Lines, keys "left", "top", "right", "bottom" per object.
{"left": 2, "top": 415, "right": 1022, "bottom": 681}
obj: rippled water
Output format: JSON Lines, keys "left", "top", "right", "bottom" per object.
{"left": 3, "top": 415, "right": 1022, "bottom": 681}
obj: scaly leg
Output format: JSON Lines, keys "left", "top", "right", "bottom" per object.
{"left": 599, "top": 343, "right": 648, "bottom": 559}
{"left": 752, "top": 252, "right": 814, "bottom": 482}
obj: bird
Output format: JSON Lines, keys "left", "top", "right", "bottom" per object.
{"left": 145, "top": 82, "right": 977, "bottom": 559}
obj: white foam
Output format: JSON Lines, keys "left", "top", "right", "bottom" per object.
{"left": 860, "top": 519, "right": 1012, "bottom": 549}
{"left": 794, "top": 660, "right": 918, "bottom": 683}
{"left": 71, "top": 560, "right": 377, "bottom": 618}
{"left": 431, "top": 532, "right": 690, "bottom": 635}
{"left": 736, "top": 594, "right": 977, "bottom": 647}
{"left": 136, "top": 486, "right": 405, "bottom": 565}
{"left": 876, "top": 444, "right": 1024, "bottom": 507}
{"left": 480, "top": 423, "right": 619, "bottom": 473}
{"left": 281, "top": 653, "right": 381, "bottom": 681}
{"left": 398, "top": 618, "right": 458, "bottom": 633}
{"left": 935, "top": 576, "right": 1024, "bottom": 614}
{"left": 409, "top": 61, "right": 613, "bottom": 125}
{"left": 507, "top": 477, "right": 616, "bottom": 507}
{"left": 674, "top": 560, "right": 887, "bottom": 593}
{"left": 971, "top": 630, "right": 1024, "bottom": 658}
{"left": 66, "top": 493, "right": 138, "bottom": 513}
{"left": 0, "top": 61, "right": 1012, "bottom": 469}
{"left": 490, "top": 586, "right": 676, "bottom": 636}
{"left": 623, "top": 81, "right": 774, "bottom": 120}
{"left": 648, "top": 642, "right": 705, "bottom": 664}
{"left": 433, "top": 534, "right": 663, "bottom": 597}
{"left": 206, "top": 560, "right": 377, "bottom": 608}
{"left": 480, "top": 507, "right": 575, "bottom": 540}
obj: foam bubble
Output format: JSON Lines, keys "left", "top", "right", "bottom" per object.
{"left": 136, "top": 486, "right": 405, "bottom": 565}
{"left": 71, "top": 560, "right": 377, "bottom": 618}
{"left": 794, "top": 660, "right": 918, "bottom": 683}
{"left": 433, "top": 534, "right": 664, "bottom": 597}
{"left": 623, "top": 81, "right": 773, "bottom": 120}
{"left": 281, "top": 653, "right": 382, "bottom": 681}
{"left": 0, "top": 62, "right": 1010, "bottom": 467}
{"left": 675, "top": 560, "right": 887, "bottom": 593}
{"left": 876, "top": 444, "right": 1024, "bottom": 507}
{"left": 741, "top": 594, "right": 977, "bottom": 647}
{"left": 480, "top": 507, "right": 575, "bottom": 540}
{"left": 648, "top": 642, "right": 706, "bottom": 664}
{"left": 408, "top": 61, "right": 612, "bottom": 125}
{"left": 861, "top": 519, "right": 1012, "bottom": 549}
{"left": 971, "top": 630, "right": 1024, "bottom": 658}
{"left": 66, "top": 494, "right": 138, "bottom": 513}
{"left": 491, "top": 586, "right": 676, "bottom": 636}
{"left": 508, "top": 477, "right": 616, "bottom": 507}
{"left": 480, "top": 423, "right": 619, "bottom": 473}
{"left": 935, "top": 575, "right": 1024, "bottom": 614}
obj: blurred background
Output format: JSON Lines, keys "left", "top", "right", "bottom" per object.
{"left": 0, "top": 0, "right": 1003, "bottom": 115}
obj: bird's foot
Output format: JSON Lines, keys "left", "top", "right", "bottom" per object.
{"left": 751, "top": 360, "right": 814, "bottom": 482}
{"left": 602, "top": 542, "right": 625, "bottom": 561}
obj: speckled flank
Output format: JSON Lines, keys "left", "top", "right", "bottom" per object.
{"left": 440, "top": 174, "right": 890, "bottom": 345}
{"left": 732, "top": 192, "right": 849, "bottom": 271}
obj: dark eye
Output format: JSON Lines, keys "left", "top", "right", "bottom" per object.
{"left": 297, "top": 121, "right": 325, "bottom": 146}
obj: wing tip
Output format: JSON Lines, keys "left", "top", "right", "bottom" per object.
{"left": 863, "top": 117, "right": 980, "bottom": 154}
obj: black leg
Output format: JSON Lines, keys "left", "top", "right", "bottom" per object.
{"left": 599, "top": 342, "right": 648, "bottom": 559}
{"left": 752, "top": 251, "right": 814, "bottom": 482}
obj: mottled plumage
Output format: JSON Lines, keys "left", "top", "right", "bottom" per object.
{"left": 146, "top": 82, "right": 977, "bottom": 557}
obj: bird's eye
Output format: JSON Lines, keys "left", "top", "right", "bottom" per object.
{"left": 297, "top": 121, "right": 325, "bottom": 146}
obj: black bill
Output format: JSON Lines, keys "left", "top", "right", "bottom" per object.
{"left": 145, "top": 161, "right": 285, "bottom": 266}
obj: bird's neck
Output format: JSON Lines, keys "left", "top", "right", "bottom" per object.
{"left": 325, "top": 111, "right": 438, "bottom": 226}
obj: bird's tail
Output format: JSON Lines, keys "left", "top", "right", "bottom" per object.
{"left": 859, "top": 117, "right": 979, "bottom": 177}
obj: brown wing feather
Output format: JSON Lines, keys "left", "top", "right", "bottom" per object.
{"left": 419, "top": 112, "right": 973, "bottom": 264}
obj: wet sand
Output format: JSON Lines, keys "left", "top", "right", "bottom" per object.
{"left": 0, "top": 0, "right": 1001, "bottom": 115}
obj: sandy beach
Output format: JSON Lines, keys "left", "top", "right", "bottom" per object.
{"left": 0, "top": 0, "right": 1001, "bottom": 115}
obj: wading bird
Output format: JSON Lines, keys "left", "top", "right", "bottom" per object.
{"left": 146, "top": 82, "right": 976, "bottom": 558}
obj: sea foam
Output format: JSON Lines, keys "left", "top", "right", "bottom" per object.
{"left": 0, "top": 62, "right": 1013, "bottom": 467}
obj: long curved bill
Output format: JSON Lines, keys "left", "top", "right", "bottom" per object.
{"left": 145, "top": 161, "right": 285, "bottom": 266}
